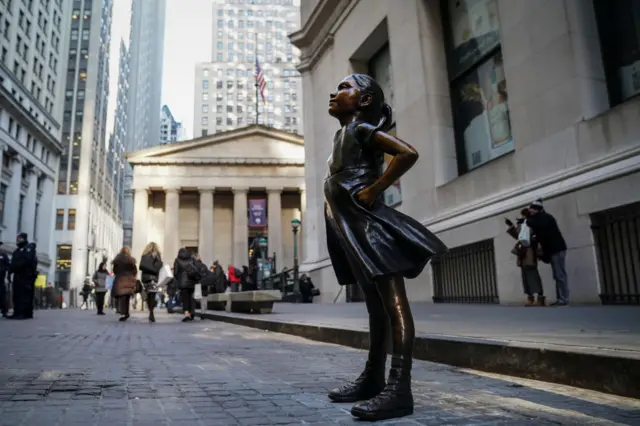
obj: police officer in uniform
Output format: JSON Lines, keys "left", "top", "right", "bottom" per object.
{"left": 0, "top": 243, "right": 10, "bottom": 318}
{"left": 9, "top": 233, "right": 37, "bottom": 320}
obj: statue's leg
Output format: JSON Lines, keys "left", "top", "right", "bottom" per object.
{"left": 328, "top": 282, "right": 388, "bottom": 402}
{"left": 351, "top": 274, "right": 414, "bottom": 421}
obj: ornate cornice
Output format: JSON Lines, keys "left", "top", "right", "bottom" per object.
{"left": 289, "top": 0, "right": 358, "bottom": 73}
{"left": 131, "top": 158, "right": 305, "bottom": 166}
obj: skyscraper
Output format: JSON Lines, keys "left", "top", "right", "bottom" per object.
{"left": 122, "top": 0, "right": 166, "bottom": 249}
{"left": 160, "top": 105, "right": 184, "bottom": 145}
{"left": 109, "top": 40, "right": 129, "bottom": 222}
{"left": 56, "top": 0, "right": 124, "bottom": 290}
{"left": 193, "top": 0, "right": 302, "bottom": 137}
{"left": 0, "top": 0, "right": 70, "bottom": 278}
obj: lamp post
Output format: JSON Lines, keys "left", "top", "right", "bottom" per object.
{"left": 258, "top": 237, "right": 268, "bottom": 289}
{"left": 291, "top": 218, "right": 301, "bottom": 298}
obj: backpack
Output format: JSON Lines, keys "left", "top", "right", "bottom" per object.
{"left": 234, "top": 267, "right": 241, "bottom": 278}
{"left": 185, "top": 261, "right": 202, "bottom": 282}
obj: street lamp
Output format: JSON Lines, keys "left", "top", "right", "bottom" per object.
{"left": 291, "top": 218, "right": 301, "bottom": 298}
{"left": 258, "top": 237, "right": 268, "bottom": 289}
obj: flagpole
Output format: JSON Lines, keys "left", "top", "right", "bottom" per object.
{"left": 254, "top": 32, "right": 259, "bottom": 125}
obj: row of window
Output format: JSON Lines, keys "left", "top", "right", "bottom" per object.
{"left": 203, "top": 78, "right": 297, "bottom": 90}
{"left": 201, "top": 102, "right": 298, "bottom": 115}
{"left": 55, "top": 208, "right": 75, "bottom": 230}
{"left": 216, "top": 19, "right": 296, "bottom": 31}
{"left": 217, "top": 3, "right": 295, "bottom": 17}
{"left": 215, "top": 39, "right": 292, "bottom": 52}
{"left": 214, "top": 52, "right": 294, "bottom": 63}
{"left": 0, "top": 108, "right": 54, "bottom": 165}
{"left": 202, "top": 115, "right": 298, "bottom": 127}
{"left": 203, "top": 67, "right": 298, "bottom": 78}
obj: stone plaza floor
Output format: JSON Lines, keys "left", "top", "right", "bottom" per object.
{"left": 0, "top": 309, "right": 638, "bottom": 426}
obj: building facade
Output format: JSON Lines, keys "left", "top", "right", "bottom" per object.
{"left": 55, "top": 0, "right": 123, "bottom": 290}
{"left": 160, "top": 104, "right": 183, "bottom": 145}
{"left": 122, "top": 0, "right": 167, "bottom": 248}
{"left": 292, "top": 0, "right": 640, "bottom": 305}
{"left": 127, "top": 125, "right": 305, "bottom": 271}
{"left": 192, "top": 0, "right": 302, "bottom": 138}
{"left": 0, "top": 0, "right": 71, "bottom": 278}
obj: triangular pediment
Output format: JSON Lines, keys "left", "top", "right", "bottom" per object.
{"left": 127, "top": 125, "right": 304, "bottom": 165}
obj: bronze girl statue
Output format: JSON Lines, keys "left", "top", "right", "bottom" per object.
{"left": 324, "top": 74, "right": 448, "bottom": 421}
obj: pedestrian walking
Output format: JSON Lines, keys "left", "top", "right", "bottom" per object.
{"left": 80, "top": 278, "right": 91, "bottom": 310}
{"left": 0, "top": 244, "right": 10, "bottom": 318}
{"left": 112, "top": 247, "right": 137, "bottom": 322}
{"left": 506, "top": 209, "right": 545, "bottom": 306}
{"left": 92, "top": 262, "right": 109, "bottom": 315}
{"left": 526, "top": 199, "right": 569, "bottom": 306}
{"left": 8, "top": 233, "right": 38, "bottom": 320}
{"left": 173, "top": 248, "right": 201, "bottom": 322}
{"left": 139, "top": 242, "right": 163, "bottom": 323}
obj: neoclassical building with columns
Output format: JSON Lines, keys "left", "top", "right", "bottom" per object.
{"left": 126, "top": 125, "right": 305, "bottom": 270}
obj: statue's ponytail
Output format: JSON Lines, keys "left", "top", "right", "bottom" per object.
{"left": 374, "top": 103, "right": 393, "bottom": 133}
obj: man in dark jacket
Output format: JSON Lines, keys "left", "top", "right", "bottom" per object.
{"left": 9, "top": 233, "right": 38, "bottom": 319}
{"left": 0, "top": 243, "right": 10, "bottom": 317}
{"left": 526, "top": 199, "right": 569, "bottom": 306}
{"left": 211, "top": 260, "right": 227, "bottom": 294}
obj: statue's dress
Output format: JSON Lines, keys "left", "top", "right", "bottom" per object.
{"left": 324, "top": 121, "right": 448, "bottom": 286}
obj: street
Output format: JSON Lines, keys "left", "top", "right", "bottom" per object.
{"left": 0, "top": 310, "right": 638, "bottom": 426}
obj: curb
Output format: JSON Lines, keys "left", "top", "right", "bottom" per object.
{"left": 200, "top": 311, "right": 640, "bottom": 399}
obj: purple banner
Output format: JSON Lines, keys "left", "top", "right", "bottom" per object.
{"left": 248, "top": 199, "right": 267, "bottom": 227}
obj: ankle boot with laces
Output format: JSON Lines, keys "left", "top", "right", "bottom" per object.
{"left": 350, "top": 356, "right": 413, "bottom": 421}
{"left": 328, "top": 359, "right": 386, "bottom": 403}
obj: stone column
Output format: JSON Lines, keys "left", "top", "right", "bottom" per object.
{"left": 299, "top": 187, "right": 306, "bottom": 263}
{"left": 232, "top": 187, "right": 248, "bottom": 267}
{"left": 163, "top": 187, "right": 181, "bottom": 259}
{"left": 267, "top": 188, "right": 283, "bottom": 269}
{"left": 5, "top": 156, "right": 24, "bottom": 239}
{"left": 198, "top": 187, "right": 215, "bottom": 265}
{"left": 36, "top": 176, "right": 54, "bottom": 253}
{"left": 131, "top": 188, "right": 149, "bottom": 260}
{"left": 22, "top": 168, "right": 39, "bottom": 240}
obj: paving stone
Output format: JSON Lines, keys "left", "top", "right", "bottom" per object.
{"left": 0, "top": 310, "right": 638, "bottom": 426}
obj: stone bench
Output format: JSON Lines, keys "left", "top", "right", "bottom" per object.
{"left": 227, "top": 290, "right": 282, "bottom": 314}
{"left": 205, "top": 293, "right": 231, "bottom": 311}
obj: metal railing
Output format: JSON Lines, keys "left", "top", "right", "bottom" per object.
{"left": 431, "top": 239, "right": 499, "bottom": 304}
{"left": 591, "top": 202, "right": 640, "bottom": 305}
{"left": 260, "top": 269, "right": 300, "bottom": 301}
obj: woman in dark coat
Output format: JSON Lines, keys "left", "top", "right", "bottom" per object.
{"left": 112, "top": 247, "right": 137, "bottom": 322}
{"left": 139, "top": 242, "right": 163, "bottom": 323}
{"left": 173, "top": 248, "right": 199, "bottom": 322}
{"left": 323, "top": 74, "right": 448, "bottom": 421}
{"left": 92, "top": 262, "right": 109, "bottom": 315}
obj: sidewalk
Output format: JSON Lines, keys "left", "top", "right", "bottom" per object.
{"left": 200, "top": 303, "right": 640, "bottom": 399}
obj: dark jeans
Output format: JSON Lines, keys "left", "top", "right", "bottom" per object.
{"left": 0, "top": 279, "right": 6, "bottom": 315}
{"left": 118, "top": 295, "right": 130, "bottom": 316}
{"left": 551, "top": 250, "right": 569, "bottom": 303}
{"left": 95, "top": 291, "right": 106, "bottom": 314}
{"left": 180, "top": 288, "right": 195, "bottom": 316}
{"left": 146, "top": 292, "right": 156, "bottom": 313}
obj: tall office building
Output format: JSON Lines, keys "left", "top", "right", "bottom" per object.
{"left": 160, "top": 104, "right": 183, "bottom": 145}
{"left": 193, "top": 0, "right": 302, "bottom": 137}
{"left": 55, "top": 0, "right": 123, "bottom": 290}
{"left": 122, "top": 0, "right": 166, "bottom": 249}
{"left": 0, "top": 0, "right": 70, "bottom": 278}
{"left": 109, "top": 40, "right": 129, "bottom": 222}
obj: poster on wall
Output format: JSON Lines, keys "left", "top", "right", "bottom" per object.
{"left": 248, "top": 199, "right": 267, "bottom": 227}
{"left": 447, "top": 0, "right": 501, "bottom": 77}
{"left": 454, "top": 51, "right": 514, "bottom": 170}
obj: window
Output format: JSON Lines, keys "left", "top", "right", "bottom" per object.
{"left": 441, "top": 0, "right": 512, "bottom": 174}
{"left": 202, "top": 79, "right": 209, "bottom": 89}
{"left": 595, "top": 0, "right": 640, "bottom": 106}
{"left": 216, "top": 80, "right": 223, "bottom": 89}
{"left": 67, "top": 209, "right": 76, "bottom": 230}
{"left": 0, "top": 184, "right": 5, "bottom": 225}
{"left": 55, "top": 208, "right": 64, "bottom": 229}
{"left": 201, "top": 117, "right": 208, "bottom": 125}
{"left": 203, "top": 69, "right": 209, "bottom": 77}
{"left": 202, "top": 104, "right": 208, "bottom": 113}
{"left": 202, "top": 93, "right": 209, "bottom": 101}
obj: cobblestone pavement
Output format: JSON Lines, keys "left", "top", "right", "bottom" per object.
{"left": 0, "top": 310, "right": 638, "bottom": 426}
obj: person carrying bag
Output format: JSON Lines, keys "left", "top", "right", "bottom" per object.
{"left": 139, "top": 242, "right": 164, "bottom": 323}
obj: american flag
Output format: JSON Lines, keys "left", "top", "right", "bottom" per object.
{"left": 255, "top": 58, "right": 266, "bottom": 103}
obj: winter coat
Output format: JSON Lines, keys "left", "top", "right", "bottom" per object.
{"left": 228, "top": 266, "right": 241, "bottom": 284}
{"left": 92, "top": 269, "right": 109, "bottom": 293}
{"left": 212, "top": 265, "right": 226, "bottom": 293}
{"left": 173, "top": 248, "right": 198, "bottom": 290}
{"left": 507, "top": 225, "right": 538, "bottom": 268}
{"left": 112, "top": 253, "right": 137, "bottom": 296}
{"left": 525, "top": 211, "right": 567, "bottom": 258}
{"left": 139, "top": 253, "right": 163, "bottom": 292}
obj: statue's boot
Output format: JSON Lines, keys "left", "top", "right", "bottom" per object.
{"left": 350, "top": 356, "right": 413, "bottom": 421}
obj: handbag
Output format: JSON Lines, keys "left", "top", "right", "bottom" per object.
{"left": 518, "top": 221, "right": 531, "bottom": 247}
{"left": 158, "top": 264, "right": 173, "bottom": 288}
{"left": 135, "top": 279, "right": 143, "bottom": 294}
{"left": 193, "top": 283, "right": 202, "bottom": 300}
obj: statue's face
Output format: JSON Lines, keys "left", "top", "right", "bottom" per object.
{"left": 329, "top": 77, "right": 360, "bottom": 117}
